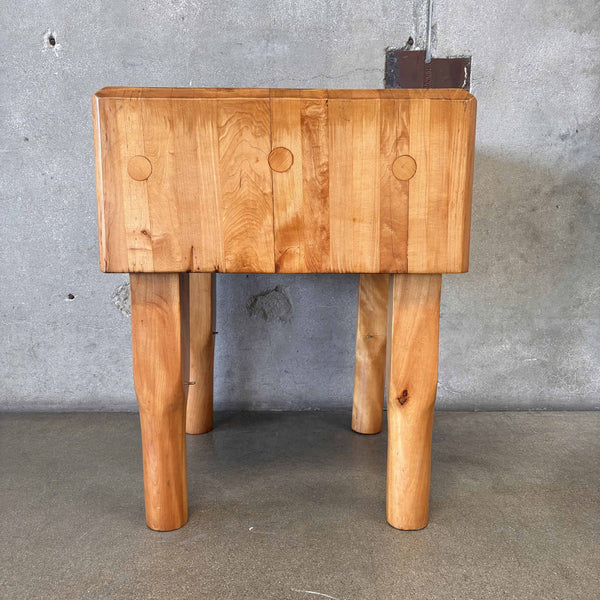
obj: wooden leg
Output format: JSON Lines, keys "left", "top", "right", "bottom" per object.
{"left": 130, "top": 273, "right": 189, "bottom": 531}
{"left": 386, "top": 273, "right": 441, "bottom": 530}
{"left": 186, "top": 273, "right": 216, "bottom": 435}
{"left": 352, "top": 274, "right": 389, "bottom": 434}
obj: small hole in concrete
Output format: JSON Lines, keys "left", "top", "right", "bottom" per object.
{"left": 44, "top": 31, "right": 58, "bottom": 50}
{"left": 67, "top": 293, "right": 75, "bottom": 300}
{"left": 401, "top": 36, "right": 414, "bottom": 50}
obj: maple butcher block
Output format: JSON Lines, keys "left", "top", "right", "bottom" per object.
{"left": 93, "top": 87, "right": 476, "bottom": 531}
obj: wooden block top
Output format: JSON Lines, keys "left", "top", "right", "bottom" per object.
{"left": 94, "top": 87, "right": 474, "bottom": 100}
{"left": 93, "top": 87, "right": 476, "bottom": 274}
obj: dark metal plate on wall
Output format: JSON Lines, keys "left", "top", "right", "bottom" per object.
{"left": 385, "top": 49, "right": 471, "bottom": 90}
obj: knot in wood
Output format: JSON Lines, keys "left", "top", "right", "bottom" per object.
{"left": 397, "top": 390, "right": 409, "bottom": 406}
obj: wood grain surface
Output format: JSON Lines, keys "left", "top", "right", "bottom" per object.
{"left": 271, "top": 98, "right": 331, "bottom": 272}
{"left": 386, "top": 273, "right": 441, "bottom": 530}
{"left": 130, "top": 272, "right": 189, "bottom": 531}
{"left": 94, "top": 88, "right": 475, "bottom": 274}
{"left": 185, "top": 273, "right": 215, "bottom": 435}
{"left": 352, "top": 273, "right": 390, "bottom": 434}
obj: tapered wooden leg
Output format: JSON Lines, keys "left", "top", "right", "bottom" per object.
{"left": 352, "top": 274, "right": 389, "bottom": 434}
{"left": 386, "top": 273, "right": 442, "bottom": 530}
{"left": 186, "top": 273, "right": 215, "bottom": 434}
{"left": 130, "top": 273, "right": 189, "bottom": 531}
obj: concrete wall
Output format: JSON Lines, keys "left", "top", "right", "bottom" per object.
{"left": 1, "top": 0, "right": 598, "bottom": 411}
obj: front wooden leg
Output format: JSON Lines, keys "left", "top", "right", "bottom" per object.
{"left": 130, "top": 273, "right": 189, "bottom": 531}
{"left": 186, "top": 273, "right": 216, "bottom": 434}
{"left": 352, "top": 274, "right": 389, "bottom": 434}
{"left": 386, "top": 273, "right": 441, "bottom": 530}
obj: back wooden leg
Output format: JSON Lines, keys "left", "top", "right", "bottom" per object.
{"left": 352, "top": 274, "right": 389, "bottom": 434}
{"left": 386, "top": 273, "right": 441, "bottom": 530}
{"left": 130, "top": 273, "right": 189, "bottom": 531}
{"left": 186, "top": 273, "right": 216, "bottom": 434}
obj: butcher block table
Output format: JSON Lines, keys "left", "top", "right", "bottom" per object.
{"left": 92, "top": 87, "right": 476, "bottom": 531}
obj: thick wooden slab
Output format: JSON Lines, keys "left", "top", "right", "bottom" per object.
{"left": 93, "top": 88, "right": 476, "bottom": 273}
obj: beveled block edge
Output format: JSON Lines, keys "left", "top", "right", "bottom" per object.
{"left": 93, "top": 86, "right": 476, "bottom": 103}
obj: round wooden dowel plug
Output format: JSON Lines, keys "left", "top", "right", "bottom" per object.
{"left": 392, "top": 155, "right": 417, "bottom": 181}
{"left": 128, "top": 155, "right": 152, "bottom": 181}
{"left": 268, "top": 147, "right": 294, "bottom": 172}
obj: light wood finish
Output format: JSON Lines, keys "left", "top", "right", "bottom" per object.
{"left": 328, "top": 98, "right": 380, "bottom": 272}
{"left": 386, "top": 273, "right": 441, "bottom": 530}
{"left": 185, "top": 273, "right": 215, "bottom": 435}
{"left": 378, "top": 98, "right": 410, "bottom": 272}
{"left": 95, "top": 87, "right": 472, "bottom": 100}
{"left": 268, "top": 147, "right": 294, "bottom": 172}
{"left": 127, "top": 155, "right": 152, "bottom": 181}
{"left": 352, "top": 274, "right": 389, "bottom": 434}
{"left": 93, "top": 88, "right": 476, "bottom": 274}
{"left": 406, "top": 100, "right": 476, "bottom": 272}
{"left": 94, "top": 87, "right": 476, "bottom": 532}
{"left": 271, "top": 97, "right": 331, "bottom": 272}
{"left": 130, "top": 273, "right": 189, "bottom": 531}
{"left": 93, "top": 95, "right": 274, "bottom": 273}
{"left": 218, "top": 99, "right": 274, "bottom": 272}
{"left": 392, "top": 155, "right": 417, "bottom": 181}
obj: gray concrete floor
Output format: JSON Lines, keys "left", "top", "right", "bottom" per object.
{"left": 0, "top": 412, "right": 598, "bottom": 599}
